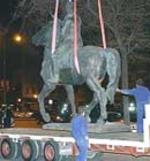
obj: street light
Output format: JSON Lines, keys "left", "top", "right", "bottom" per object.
{"left": 13, "top": 33, "right": 23, "bottom": 43}
{"left": 33, "top": 94, "right": 38, "bottom": 99}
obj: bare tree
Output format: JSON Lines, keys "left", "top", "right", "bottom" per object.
{"left": 106, "top": 0, "right": 150, "bottom": 124}
{"left": 83, "top": 0, "right": 150, "bottom": 124}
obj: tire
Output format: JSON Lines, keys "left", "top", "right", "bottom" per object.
{"left": 44, "top": 139, "right": 60, "bottom": 161}
{"left": 0, "top": 138, "right": 20, "bottom": 160}
{"left": 21, "top": 139, "right": 41, "bottom": 161}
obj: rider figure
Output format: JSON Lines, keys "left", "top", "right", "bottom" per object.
{"left": 60, "top": 1, "right": 83, "bottom": 50}
{"left": 52, "top": 1, "right": 83, "bottom": 82}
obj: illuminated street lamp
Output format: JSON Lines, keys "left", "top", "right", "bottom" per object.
{"left": 48, "top": 99, "right": 53, "bottom": 105}
{"left": 13, "top": 34, "right": 22, "bottom": 43}
{"left": 17, "top": 98, "right": 22, "bottom": 103}
{"left": 33, "top": 94, "right": 38, "bottom": 99}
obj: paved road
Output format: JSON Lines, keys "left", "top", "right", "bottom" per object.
{"left": 61, "top": 153, "right": 150, "bottom": 161}
{"left": 102, "top": 153, "right": 150, "bottom": 161}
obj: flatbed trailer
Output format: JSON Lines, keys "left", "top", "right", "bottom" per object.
{"left": 0, "top": 105, "right": 150, "bottom": 161}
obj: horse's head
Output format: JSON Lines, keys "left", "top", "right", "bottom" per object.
{"left": 32, "top": 20, "right": 62, "bottom": 48}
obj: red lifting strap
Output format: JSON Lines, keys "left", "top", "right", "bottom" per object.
{"left": 74, "top": 0, "right": 80, "bottom": 74}
{"left": 51, "top": 0, "right": 59, "bottom": 54}
{"left": 98, "top": 0, "right": 107, "bottom": 49}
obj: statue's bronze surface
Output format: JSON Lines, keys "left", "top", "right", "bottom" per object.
{"left": 32, "top": 2, "right": 121, "bottom": 124}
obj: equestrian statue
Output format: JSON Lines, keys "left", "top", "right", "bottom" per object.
{"left": 32, "top": 1, "right": 121, "bottom": 124}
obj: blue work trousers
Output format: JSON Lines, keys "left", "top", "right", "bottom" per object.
{"left": 136, "top": 103, "right": 145, "bottom": 133}
{"left": 75, "top": 137, "right": 88, "bottom": 161}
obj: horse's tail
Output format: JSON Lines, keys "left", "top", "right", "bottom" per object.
{"left": 103, "top": 48, "right": 121, "bottom": 104}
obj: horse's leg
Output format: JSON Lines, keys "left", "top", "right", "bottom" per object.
{"left": 64, "top": 85, "right": 76, "bottom": 116}
{"left": 86, "top": 78, "right": 107, "bottom": 124}
{"left": 105, "top": 49, "right": 121, "bottom": 104}
{"left": 84, "top": 78, "right": 105, "bottom": 122}
{"left": 83, "top": 93, "right": 98, "bottom": 122}
{"left": 64, "top": 85, "right": 97, "bottom": 120}
{"left": 38, "top": 83, "right": 56, "bottom": 122}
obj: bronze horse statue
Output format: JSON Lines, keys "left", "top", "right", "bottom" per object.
{"left": 32, "top": 16, "right": 121, "bottom": 123}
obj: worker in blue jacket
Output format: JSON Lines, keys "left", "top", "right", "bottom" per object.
{"left": 117, "top": 79, "right": 150, "bottom": 133}
{"left": 71, "top": 108, "right": 89, "bottom": 161}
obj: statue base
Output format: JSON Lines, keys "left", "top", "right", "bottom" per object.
{"left": 42, "top": 122, "right": 131, "bottom": 134}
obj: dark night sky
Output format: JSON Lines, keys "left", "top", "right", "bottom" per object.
{"left": 0, "top": 0, "right": 150, "bottom": 87}
{"left": 0, "top": 0, "right": 42, "bottom": 86}
{"left": 0, "top": 0, "right": 13, "bottom": 26}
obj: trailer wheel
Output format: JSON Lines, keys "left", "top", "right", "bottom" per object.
{"left": 0, "top": 138, "right": 19, "bottom": 160}
{"left": 44, "top": 140, "right": 60, "bottom": 161}
{"left": 21, "top": 139, "right": 40, "bottom": 161}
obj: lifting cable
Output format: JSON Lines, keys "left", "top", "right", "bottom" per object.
{"left": 51, "top": 0, "right": 59, "bottom": 54}
{"left": 73, "top": 0, "right": 80, "bottom": 74}
{"left": 97, "top": 0, "right": 107, "bottom": 49}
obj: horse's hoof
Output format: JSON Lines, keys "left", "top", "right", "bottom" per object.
{"left": 97, "top": 119, "right": 106, "bottom": 125}
{"left": 85, "top": 115, "right": 91, "bottom": 123}
{"left": 43, "top": 113, "right": 51, "bottom": 122}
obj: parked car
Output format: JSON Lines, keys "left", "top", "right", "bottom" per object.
{"left": 89, "top": 104, "right": 123, "bottom": 123}
{"left": 107, "top": 111, "right": 123, "bottom": 122}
